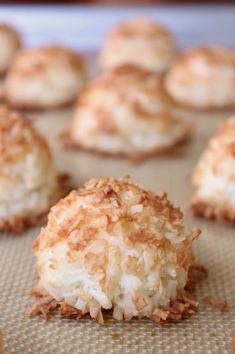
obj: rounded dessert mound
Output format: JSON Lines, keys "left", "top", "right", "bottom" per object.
{"left": 0, "top": 23, "right": 21, "bottom": 75}
{"left": 31, "top": 176, "right": 200, "bottom": 324}
{"left": 0, "top": 106, "right": 62, "bottom": 234}
{"left": 5, "top": 45, "right": 85, "bottom": 110}
{"left": 99, "top": 17, "right": 176, "bottom": 73}
{"left": 165, "top": 46, "right": 235, "bottom": 110}
{"left": 68, "top": 64, "right": 191, "bottom": 161}
{"left": 191, "top": 117, "right": 235, "bottom": 226}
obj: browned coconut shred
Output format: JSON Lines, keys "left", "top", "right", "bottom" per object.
{"left": 203, "top": 296, "right": 228, "bottom": 311}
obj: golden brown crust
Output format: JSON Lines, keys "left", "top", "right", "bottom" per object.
{"left": 5, "top": 45, "right": 85, "bottom": 110}
{"left": 33, "top": 176, "right": 200, "bottom": 273}
{"left": 28, "top": 264, "right": 202, "bottom": 324}
{"left": 77, "top": 65, "right": 169, "bottom": 114}
{"left": 60, "top": 129, "right": 189, "bottom": 164}
{"left": 0, "top": 173, "right": 72, "bottom": 235}
{"left": 77, "top": 64, "right": 166, "bottom": 111}
{"left": 99, "top": 17, "right": 175, "bottom": 73}
{"left": 0, "top": 213, "right": 45, "bottom": 235}
{"left": 10, "top": 45, "right": 83, "bottom": 77}
{"left": 109, "top": 17, "right": 172, "bottom": 39}
{"left": 29, "top": 292, "right": 198, "bottom": 324}
{"left": 0, "top": 105, "right": 50, "bottom": 160}
{"left": 190, "top": 200, "right": 235, "bottom": 227}
{"left": 105, "top": 64, "right": 164, "bottom": 84}
{"left": 151, "top": 289, "right": 198, "bottom": 323}
{"left": 5, "top": 51, "right": 85, "bottom": 111}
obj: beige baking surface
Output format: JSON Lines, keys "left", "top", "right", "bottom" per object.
{"left": 0, "top": 79, "right": 235, "bottom": 353}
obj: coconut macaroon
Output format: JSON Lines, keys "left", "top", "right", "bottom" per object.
{"left": 99, "top": 17, "right": 176, "bottom": 73}
{"left": 5, "top": 45, "right": 85, "bottom": 110}
{"left": 165, "top": 46, "right": 235, "bottom": 110}
{"left": 66, "top": 65, "right": 191, "bottom": 161}
{"left": 30, "top": 176, "right": 201, "bottom": 324}
{"left": 191, "top": 117, "right": 235, "bottom": 226}
{"left": 0, "top": 23, "right": 21, "bottom": 76}
{"left": 0, "top": 24, "right": 21, "bottom": 101}
{"left": 0, "top": 106, "right": 68, "bottom": 234}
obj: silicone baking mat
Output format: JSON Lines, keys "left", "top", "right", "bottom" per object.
{"left": 0, "top": 58, "right": 235, "bottom": 353}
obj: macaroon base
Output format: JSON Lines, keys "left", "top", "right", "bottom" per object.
{"left": 28, "top": 264, "right": 207, "bottom": 325}
{"left": 166, "top": 91, "right": 235, "bottom": 113}
{"left": 60, "top": 130, "right": 190, "bottom": 164}
{"left": 190, "top": 199, "right": 235, "bottom": 227}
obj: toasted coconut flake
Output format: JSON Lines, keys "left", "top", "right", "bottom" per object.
{"left": 152, "top": 308, "right": 169, "bottom": 322}
{"left": 190, "top": 263, "right": 208, "bottom": 277}
{"left": 58, "top": 302, "right": 83, "bottom": 320}
{"left": 29, "top": 266, "right": 201, "bottom": 324}
{"left": 186, "top": 263, "right": 208, "bottom": 290}
{"left": 27, "top": 295, "right": 58, "bottom": 320}
{"left": 191, "top": 201, "right": 235, "bottom": 227}
{"left": 132, "top": 291, "right": 147, "bottom": 311}
{"left": 184, "top": 227, "right": 201, "bottom": 246}
{"left": 203, "top": 296, "right": 228, "bottom": 311}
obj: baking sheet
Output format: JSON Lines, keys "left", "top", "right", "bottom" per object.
{"left": 0, "top": 56, "right": 235, "bottom": 354}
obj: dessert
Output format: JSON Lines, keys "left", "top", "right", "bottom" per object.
{"left": 165, "top": 46, "right": 235, "bottom": 110}
{"left": 30, "top": 176, "right": 201, "bottom": 324}
{"left": 0, "top": 23, "right": 21, "bottom": 76}
{"left": 191, "top": 117, "right": 235, "bottom": 226}
{"left": 0, "top": 106, "right": 68, "bottom": 234}
{"left": 99, "top": 17, "right": 176, "bottom": 73}
{"left": 66, "top": 64, "right": 191, "bottom": 161}
{"left": 5, "top": 45, "right": 85, "bottom": 110}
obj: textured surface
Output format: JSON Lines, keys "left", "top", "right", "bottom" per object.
{"left": 1, "top": 52, "right": 235, "bottom": 354}
{"left": 0, "top": 93, "right": 235, "bottom": 354}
